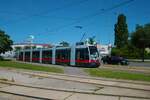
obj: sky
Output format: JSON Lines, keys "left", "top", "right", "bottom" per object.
{"left": 0, "top": 0, "right": 150, "bottom": 45}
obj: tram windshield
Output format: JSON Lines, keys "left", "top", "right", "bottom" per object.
{"left": 89, "top": 46, "right": 99, "bottom": 59}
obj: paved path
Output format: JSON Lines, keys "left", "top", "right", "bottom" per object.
{"left": 64, "top": 66, "right": 88, "bottom": 76}
{"left": 16, "top": 61, "right": 88, "bottom": 76}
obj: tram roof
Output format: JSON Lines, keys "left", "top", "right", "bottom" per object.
{"left": 19, "top": 45, "right": 96, "bottom": 52}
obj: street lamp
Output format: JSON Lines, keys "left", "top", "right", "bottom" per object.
{"left": 28, "top": 35, "right": 34, "bottom": 48}
{"left": 28, "top": 35, "right": 34, "bottom": 62}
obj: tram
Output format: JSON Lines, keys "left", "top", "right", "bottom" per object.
{"left": 17, "top": 44, "right": 100, "bottom": 67}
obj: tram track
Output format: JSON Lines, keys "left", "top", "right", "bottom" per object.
{"left": 0, "top": 68, "right": 150, "bottom": 99}
{"left": 0, "top": 80, "right": 150, "bottom": 100}
{"left": 16, "top": 70, "right": 150, "bottom": 92}
{"left": 13, "top": 61, "right": 150, "bottom": 85}
{"left": 0, "top": 91, "right": 53, "bottom": 100}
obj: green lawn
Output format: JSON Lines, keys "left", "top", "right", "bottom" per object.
{"left": 85, "top": 68, "right": 150, "bottom": 82}
{"left": 0, "top": 61, "right": 63, "bottom": 73}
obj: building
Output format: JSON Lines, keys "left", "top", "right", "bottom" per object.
{"left": 97, "top": 44, "right": 112, "bottom": 57}
{"left": 12, "top": 43, "right": 52, "bottom": 50}
{"left": 0, "top": 43, "right": 52, "bottom": 58}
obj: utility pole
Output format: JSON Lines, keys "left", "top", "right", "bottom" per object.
{"left": 140, "top": 38, "right": 145, "bottom": 62}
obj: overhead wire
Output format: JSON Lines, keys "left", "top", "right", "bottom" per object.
{"left": 2, "top": 0, "right": 89, "bottom": 25}
{"left": 44, "top": 0, "right": 135, "bottom": 33}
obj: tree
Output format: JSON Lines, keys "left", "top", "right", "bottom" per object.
{"left": 114, "top": 14, "right": 129, "bottom": 48}
{"left": 14, "top": 47, "right": 22, "bottom": 51}
{"left": 0, "top": 29, "right": 13, "bottom": 54}
{"left": 59, "top": 41, "right": 69, "bottom": 47}
{"left": 85, "top": 36, "right": 97, "bottom": 45}
{"left": 131, "top": 24, "right": 150, "bottom": 61}
{"left": 24, "top": 45, "right": 36, "bottom": 49}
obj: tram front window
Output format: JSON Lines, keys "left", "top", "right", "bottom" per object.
{"left": 89, "top": 46, "right": 99, "bottom": 60}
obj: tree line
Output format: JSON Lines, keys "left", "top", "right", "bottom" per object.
{"left": 113, "top": 14, "right": 150, "bottom": 61}
{"left": 0, "top": 30, "right": 13, "bottom": 54}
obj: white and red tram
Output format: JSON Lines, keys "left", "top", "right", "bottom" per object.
{"left": 17, "top": 45, "right": 100, "bottom": 67}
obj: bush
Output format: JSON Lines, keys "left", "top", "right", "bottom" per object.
{"left": 111, "top": 46, "right": 141, "bottom": 59}
{"left": 111, "top": 48, "right": 120, "bottom": 56}
{"left": 0, "top": 56, "right": 4, "bottom": 61}
{"left": 111, "top": 47, "right": 130, "bottom": 57}
{"left": 145, "top": 52, "right": 150, "bottom": 59}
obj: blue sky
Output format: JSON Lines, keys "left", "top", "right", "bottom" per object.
{"left": 0, "top": 0, "right": 150, "bottom": 45}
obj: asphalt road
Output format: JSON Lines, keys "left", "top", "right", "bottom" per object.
{"left": 129, "top": 62, "right": 150, "bottom": 67}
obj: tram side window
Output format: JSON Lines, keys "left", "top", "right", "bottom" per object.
{"left": 63, "top": 49, "right": 71, "bottom": 60}
{"left": 89, "top": 46, "right": 98, "bottom": 55}
{"left": 56, "top": 49, "right": 71, "bottom": 64}
{"left": 33, "top": 51, "right": 40, "bottom": 58}
{"left": 76, "top": 48, "right": 89, "bottom": 60}
{"left": 42, "top": 50, "right": 52, "bottom": 58}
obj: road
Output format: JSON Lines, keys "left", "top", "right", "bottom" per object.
{"left": 0, "top": 68, "right": 150, "bottom": 100}
{"left": 129, "top": 62, "right": 150, "bottom": 67}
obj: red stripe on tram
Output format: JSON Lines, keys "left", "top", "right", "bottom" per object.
{"left": 19, "top": 57, "right": 98, "bottom": 63}
{"left": 42, "top": 58, "right": 52, "bottom": 61}
{"left": 32, "top": 58, "right": 40, "bottom": 61}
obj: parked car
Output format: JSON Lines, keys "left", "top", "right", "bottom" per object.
{"left": 101, "top": 56, "right": 129, "bottom": 65}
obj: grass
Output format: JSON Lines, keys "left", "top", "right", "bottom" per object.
{"left": 85, "top": 68, "right": 150, "bottom": 82}
{"left": 0, "top": 61, "right": 64, "bottom": 73}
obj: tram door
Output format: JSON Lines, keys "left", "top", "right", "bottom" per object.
{"left": 42, "top": 50, "right": 52, "bottom": 64}
{"left": 32, "top": 51, "right": 40, "bottom": 63}
{"left": 75, "top": 48, "right": 89, "bottom": 66}
{"left": 55, "top": 49, "right": 71, "bottom": 65}
{"left": 24, "top": 51, "right": 30, "bottom": 62}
